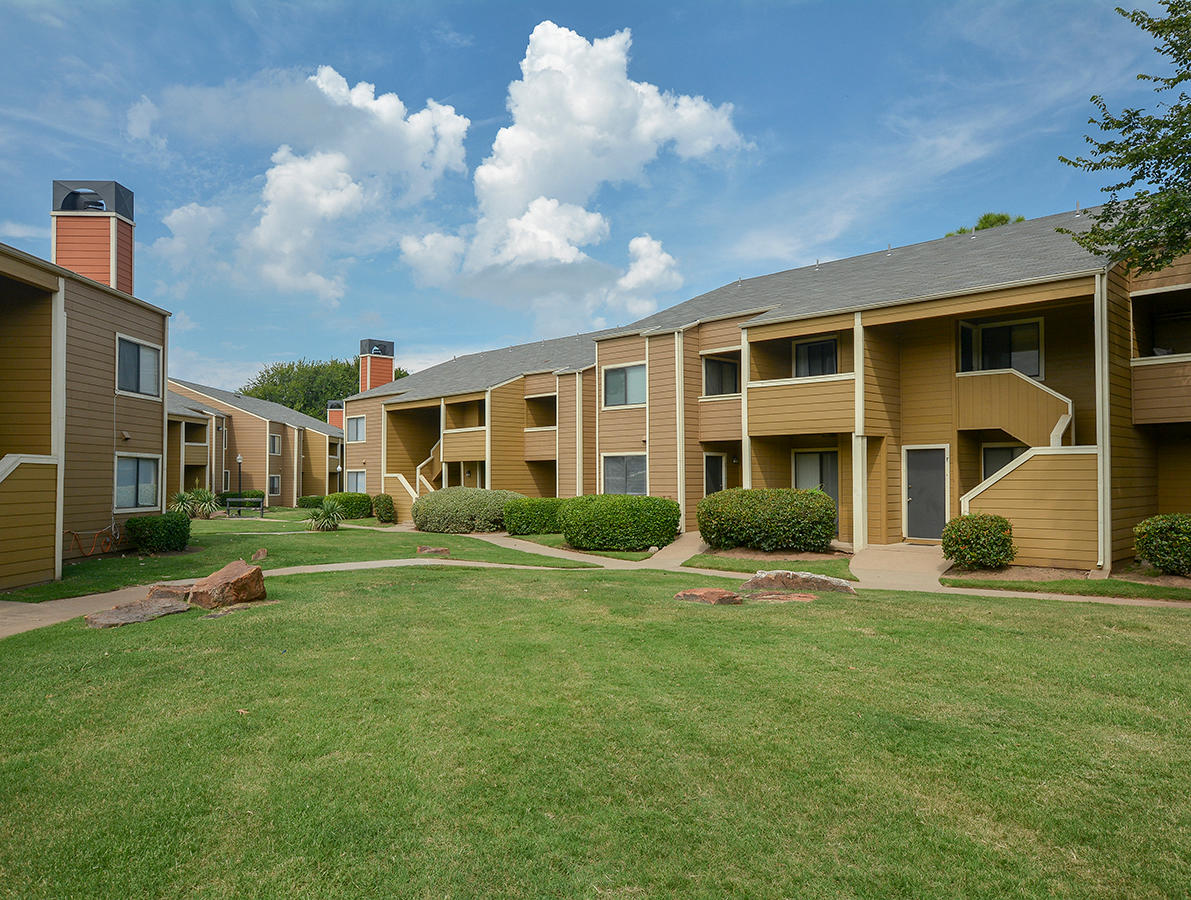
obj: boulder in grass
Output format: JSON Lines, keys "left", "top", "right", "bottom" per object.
{"left": 188, "top": 559, "right": 266, "bottom": 610}
{"left": 416, "top": 546, "right": 450, "bottom": 557}
{"left": 86, "top": 596, "right": 190, "bottom": 628}
{"left": 740, "top": 570, "right": 857, "bottom": 595}
{"left": 146, "top": 583, "right": 192, "bottom": 603}
{"left": 675, "top": 588, "right": 743, "bottom": 605}
{"left": 251, "top": 548, "right": 267, "bottom": 562}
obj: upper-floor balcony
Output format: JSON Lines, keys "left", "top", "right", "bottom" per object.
{"left": 1132, "top": 354, "right": 1191, "bottom": 424}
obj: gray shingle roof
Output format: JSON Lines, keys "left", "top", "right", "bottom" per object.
{"left": 349, "top": 328, "right": 618, "bottom": 403}
{"left": 167, "top": 390, "right": 217, "bottom": 419}
{"left": 169, "top": 379, "right": 343, "bottom": 437}
{"left": 612, "top": 208, "right": 1107, "bottom": 335}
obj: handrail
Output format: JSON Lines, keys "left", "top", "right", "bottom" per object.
{"left": 418, "top": 474, "right": 435, "bottom": 494}
{"left": 959, "top": 445, "right": 1097, "bottom": 514}
{"left": 392, "top": 473, "right": 418, "bottom": 501}
{"left": 414, "top": 439, "right": 442, "bottom": 495}
{"left": 0, "top": 453, "right": 56, "bottom": 486}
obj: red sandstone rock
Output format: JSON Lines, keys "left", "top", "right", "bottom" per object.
{"left": 146, "top": 583, "right": 191, "bottom": 603}
{"left": 188, "top": 559, "right": 267, "bottom": 610}
{"left": 86, "top": 596, "right": 190, "bottom": 628}
{"left": 416, "top": 546, "right": 451, "bottom": 557}
{"left": 675, "top": 588, "right": 743, "bottom": 605}
{"left": 251, "top": 548, "right": 267, "bottom": 562}
{"left": 740, "top": 570, "right": 857, "bottom": 595}
{"left": 748, "top": 591, "right": 816, "bottom": 603}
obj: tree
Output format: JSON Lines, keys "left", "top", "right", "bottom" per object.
{"left": 945, "top": 212, "right": 1026, "bottom": 236}
{"left": 240, "top": 357, "right": 408, "bottom": 419}
{"left": 1059, "top": 1, "right": 1191, "bottom": 272}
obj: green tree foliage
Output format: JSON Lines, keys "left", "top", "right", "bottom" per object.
{"left": 946, "top": 212, "right": 1026, "bottom": 236}
{"left": 1059, "top": 1, "right": 1191, "bottom": 272}
{"left": 240, "top": 357, "right": 408, "bottom": 419}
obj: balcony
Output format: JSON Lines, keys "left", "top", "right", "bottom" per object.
{"left": 524, "top": 426, "right": 557, "bottom": 460}
{"left": 442, "top": 427, "right": 486, "bottom": 461}
{"left": 1132, "top": 354, "right": 1191, "bottom": 424}
{"left": 184, "top": 443, "right": 208, "bottom": 466}
{"left": 746, "top": 374, "right": 854, "bottom": 436}
{"left": 955, "top": 369, "right": 1072, "bottom": 447}
{"left": 698, "top": 394, "right": 741, "bottom": 441}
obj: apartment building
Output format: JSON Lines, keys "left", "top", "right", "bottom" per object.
{"left": 352, "top": 209, "right": 1191, "bottom": 573}
{"left": 1, "top": 181, "right": 170, "bottom": 590}
{"left": 167, "top": 379, "right": 343, "bottom": 506}
{"left": 165, "top": 390, "right": 226, "bottom": 497}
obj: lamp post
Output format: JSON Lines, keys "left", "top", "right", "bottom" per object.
{"left": 236, "top": 454, "right": 243, "bottom": 494}
{"left": 337, "top": 463, "right": 342, "bottom": 492}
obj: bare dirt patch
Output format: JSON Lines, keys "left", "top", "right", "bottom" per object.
{"left": 706, "top": 548, "right": 850, "bottom": 562}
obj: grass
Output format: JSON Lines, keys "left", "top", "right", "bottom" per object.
{"left": 515, "top": 532, "right": 655, "bottom": 561}
{"left": 2, "top": 568, "right": 1190, "bottom": 897}
{"left": 683, "top": 552, "right": 857, "bottom": 580}
{"left": 0, "top": 523, "right": 594, "bottom": 603}
{"left": 941, "top": 575, "right": 1191, "bottom": 603}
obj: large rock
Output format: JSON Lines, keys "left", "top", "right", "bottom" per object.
{"left": 251, "top": 548, "right": 267, "bottom": 562}
{"left": 740, "top": 570, "right": 857, "bottom": 595}
{"left": 416, "top": 546, "right": 450, "bottom": 557}
{"left": 675, "top": 588, "right": 743, "bottom": 605}
{"left": 86, "top": 596, "right": 190, "bottom": 629}
{"left": 188, "top": 559, "right": 267, "bottom": 610}
{"left": 146, "top": 584, "right": 191, "bottom": 603}
{"left": 748, "top": 591, "right": 816, "bottom": 603}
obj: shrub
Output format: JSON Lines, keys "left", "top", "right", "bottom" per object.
{"left": 189, "top": 489, "right": 219, "bottom": 519}
{"left": 1135, "top": 513, "right": 1191, "bottom": 575}
{"left": 124, "top": 511, "right": 191, "bottom": 553}
{"left": 168, "top": 491, "right": 194, "bottom": 517}
{"left": 941, "top": 513, "right": 1017, "bottom": 570}
{"left": 696, "top": 488, "right": 837, "bottom": 552}
{"left": 305, "top": 498, "right": 344, "bottom": 532}
{"left": 372, "top": 493, "right": 395, "bottom": 523}
{"left": 412, "top": 486, "right": 524, "bottom": 533}
{"left": 558, "top": 495, "right": 680, "bottom": 552}
{"left": 325, "top": 492, "right": 373, "bottom": 519}
{"left": 504, "top": 497, "right": 565, "bottom": 535}
{"left": 217, "top": 489, "right": 265, "bottom": 507}
{"left": 297, "top": 495, "right": 324, "bottom": 509}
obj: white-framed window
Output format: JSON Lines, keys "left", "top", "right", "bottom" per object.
{"left": 268, "top": 474, "right": 281, "bottom": 496}
{"left": 703, "top": 356, "right": 740, "bottom": 396}
{"left": 346, "top": 470, "right": 367, "bottom": 493}
{"left": 793, "top": 337, "right": 838, "bottom": 378}
{"left": 959, "top": 318, "right": 1043, "bottom": 378}
{"left": 114, "top": 454, "right": 160, "bottom": 511}
{"left": 269, "top": 433, "right": 281, "bottom": 455}
{"left": 223, "top": 469, "right": 230, "bottom": 491}
{"left": 793, "top": 449, "right": 840, "bottom": 532}
{"left": 603, "top": 364, "right": 646, "bottom": 407}
{"left": 981, "top": 444, "right": 1027, "bottom": 480}
{"left": 116, "top": 335, "right": 161, "bottom": 398}
{"left": 346, "top": 416, "right": 366, "bottom": 443}
{"left": 603, "top": 454, "right": 647, "bottom": 495}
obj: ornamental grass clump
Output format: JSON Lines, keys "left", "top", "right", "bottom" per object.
{"left": 305, "top": 498, "right": 344, "bottom": 532}
{"left": 412, "top": 487, "right": 525, "bottom": 533}
{"left": 1134, "top": 513, "right": 1191, "bottom": 575}
{"left": 941, "top": 513, "right": 1017, "bottom": 570}
{"left": 696, "top": 488, "right": 837, "bottom": 552}
{"left": 168, "top": 489, "right": 219, "bottom": 519}
{"left": 504, "top": 497, "right": 565, "bottom": 535}
{"left": 557, "top": 495, "right": 680, "bottom": 552}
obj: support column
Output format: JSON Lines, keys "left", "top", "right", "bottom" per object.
{"left": 851, "top": 312, "right": 868, "bottom": 550}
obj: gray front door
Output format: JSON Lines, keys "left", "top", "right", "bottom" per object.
{"left": 905, "top": 448, "right": 947, "bottom": 539}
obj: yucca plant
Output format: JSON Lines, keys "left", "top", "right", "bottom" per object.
{"left": 305, "top": 498, "right": 344, "bottom": 532}
{"left": 189, "top": 488, "right": 219, "bottom": 519}
{"left": 168, "top": 491, "right": 194, "bottom": 517}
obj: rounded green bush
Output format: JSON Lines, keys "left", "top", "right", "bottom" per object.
{"left": 412, "top": 486, "right": 525, "bottom": 533}
{"left": 941, "top": 513, "right": 1017, "bottom": 570}
{"left": 504, "top": 497, "right": 564, "bottom": 535}
{"left": 1135, "top": 513, "right": 1191, "bottom": 575}
{"left": 558, "top": 494, "right": 680, "bottom": 552}
{"left": 124, "top": 511, "right": 191, "bottom": 553}
{"left": 297, "top": 495, "right": 324, "bottom": 509}
{"left": 696, "top": 487, "right": 837, "bottom": 552}
{"left": 372, "top": 493, "right": 395, "bottom": 523}
{"left": 325, "top": 492, "right": 373, "bottom": 519}
{"left": 217, "top": 489, "right": 265, "bottom": 507}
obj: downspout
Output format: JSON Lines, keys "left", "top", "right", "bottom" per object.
{"left": 1093, "top": 270, "right": 1111, "bottom": 572}
{"left": 741, "top": 327, "right": 751, "bottom": 488}
{"left": 852, "top": 312, "right": 868, "bottom": 551}
{"left": 674, "top": 330, "right": 686, "bottom": 530}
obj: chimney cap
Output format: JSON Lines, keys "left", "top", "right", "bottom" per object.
{"left": 52, "top": 180, "right": 134, "bottom": 220}
{"left": 327, "top": 399, "right": 344, "bottom": 410}
{"left": 360, "top": 339, "right": 394, "bottom": 357}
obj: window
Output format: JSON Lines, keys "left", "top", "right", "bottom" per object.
{"left": 116, "top": 337, "right": 161, "bottom": 397}
{"left": 269, "top": 433, "right": 281, "bottom": 455}
{"left": 960, "top": 319, "right": 1042, "bottom": 378}
{"left": 794, "top": 338, "right": 838, "bottom": 378}
{"left": 223, "top": 469, "right": 230, "bottom": 491}
{"left": 704, "top": 454, "right": 726, "bottom": 495}
{"left": 603, "top": 455, "right": 647, "bottom": 495}
{"left": 346, "top": 416, "right": 366, "bottom": 442}
{"left": 268, "top": 474, "right": 281, "bottom": 496}
{"left": 115, "top": 456, "right": 159, "bottom": 510}
{"left": 982, "top": 445, "right": 1027, "bottom": 480}
{"left": 346, "top": 470, "right": 366, "bottom": 493}
{"left": 793, "top": 451, "right": 840, "bottom": 534}
{"left": 603, "top": 364, "right": 646, "bottom": 407}
{"left": 703, "top": 357, "right": 740, "bottom": 395}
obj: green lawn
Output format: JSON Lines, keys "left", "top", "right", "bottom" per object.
{"left": 1, "top": 569, "right": 1189, "bottom": 897}
{"left": 0, "top": 524, "right": 594, "bottom": 603}
{"left": 941, "top": 575, "right": 1191, "bottom": 603}
{"left": 682, "top": 552, "right": 857, "bottom": 580}
{"left": 515, "top": 532, "right": 655, "bottom": 561}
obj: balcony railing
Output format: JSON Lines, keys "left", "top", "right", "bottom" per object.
{"left": 1132, "top": 353, "right": 1191, "bottom": 424}
{"left": 955, "top": 369, "right": 1072, "bottom": 447}
{"left": 746, "top": 373, "right": 854, "bottom": 436}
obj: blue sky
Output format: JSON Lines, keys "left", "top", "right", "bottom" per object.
{"left": 0, "top": 0, "right": 1163, "bottom": 387}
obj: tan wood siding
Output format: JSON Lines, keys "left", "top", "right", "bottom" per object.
{"left": 445, "top": 399, "right": 485, "bottom": 429}
{"left": 1158, "top": 435, "right": 1191, "bottom": 513}
{"left": 64, "top": 280, "right": 166, "bottom": 557}
{"left": 863, "top": 328, "right": 902, "bottom": 544}
{"left": 342, "top": 395, "right": 384, "bottom": 494}
{"left": 1039, "top": 303, "right": 1097, "bottom": 445}
{"left": 683, "top": 334, "right": 706, "bottom": 517}
{"left": 115, "top": 219, "right": 134, "bottom": 295}
{"left": 749, "top": 329, "right": 853, "bottom": 382}
{"left": 0, "top": 285, "right": 53, "bottom": 458}
{"left": 866, "top": 436, "right": 902, "bottom": 544}
{"left": 861, "top": 276, "right": 1096, "bottom": 326}
{"left": 1107, "top": 267, "right": 1158, "bottom": 562}
{"left": 647, "top": 335, "right": 678, "bottom": 501}
{"left": 523, "top": 372, "right": 555, "bottom": 395}
{"left": 698, "top": 316, "right": 748, "bottom": 349}
{"left": 582, "top": 368, "right": 597, "bottom": 493}
{"left": 596, "top": 334, "right": 647, "bottom": 368}
{"left": 301, "top": 431, "right": 334, "bottom": 497}
{"left": 556, "top": 374, "right": 578, "bottom": 497}
{"left": 599, "top": 407, "right": 646, "bottom": 454}
{"left": 1133, "top": 359, "right": 1191, "bottom": 423}
{"left": 747, "top": 313, "right": 856, "bottom": 343}
{"left": 54, "top": 216, "right": 110, "bottom": 286}
{"left": 0, "top": 461, "right": 57, "bottom": 590}
{"left": 747, "top": 434, "right": 852, "bottom": 542}
{"left": 524, "top": 428, "right": 557, "bottom": 461}
{"left": 184, "top": 442, "right": 207, "bottom": 467}
{"left": 165, "top": 421, "right": 182, "bottom": 496}
{"left": 1131, "top": 253, "right": 1191, "bottom": 293}
{"left": 490, "top": 379, "right": 551, "bottom": 496}
{"left": 381, "top": 403, "right": 438, "bottom": 490}
{"left": 863, "top": 327, "right": 900, "bottom": 436}
{"left": 954, "top": 371, "right": 1070, "bottom": 448}
{"left": 747, "top": 378, "right": 854, "bottom": 436}
{"left": 697, "top": 396, "right": 741, "bottom": 441}
{"left": 443, "top": 428, "right": 486, "bottom": 461}
{"left": 968, "top": 452, "right": 1099, "bottom": 568}
{"left": 169, "top": 382, "right": 271, "bottom": 497}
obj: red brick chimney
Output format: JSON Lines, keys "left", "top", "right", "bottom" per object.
{"left": 51, "top": 180, "right": 135, "bottom": 294}
{"left": 327, "top": 400, "right": 344, "bottom": 429}
{"left": 359, "top": 339, "right": 396, "bottom": 393}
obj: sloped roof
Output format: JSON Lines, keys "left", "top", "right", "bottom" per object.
{"left": 167, "top": 389, "right": 218, "bottom": 419}
{"left": 611, "top": 209, "right": 1107, "bottom": 336}
{"left": 169, "top": 379, "right": 343, "bottom": 437}
{"left": 349, "top": 328, "right": 617, "bottom": 403}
